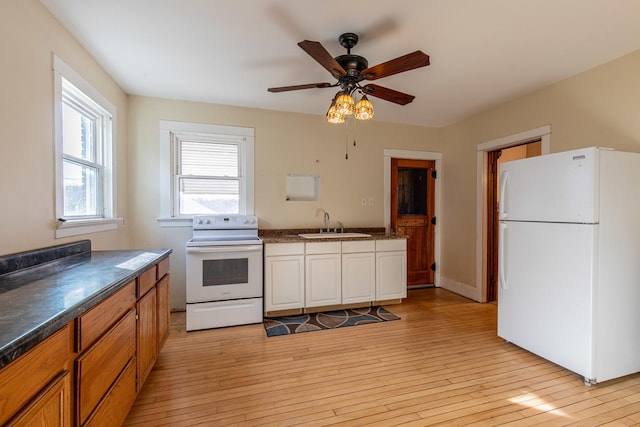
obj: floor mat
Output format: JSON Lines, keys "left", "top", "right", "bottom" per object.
{"left": 263, "top": 306, "right": 400, "bottom": 337}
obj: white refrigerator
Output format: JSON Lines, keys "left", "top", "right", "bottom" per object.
{"left": 497, "top": 147, "right": 640, "bottom": 385}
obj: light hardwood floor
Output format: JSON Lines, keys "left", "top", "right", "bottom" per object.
{"left": 123, "top": 288, "right": 640, "bottom": 426}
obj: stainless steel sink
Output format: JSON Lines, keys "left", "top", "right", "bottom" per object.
{"left": 297, "top": 233, "right": 371, "bottom": 239}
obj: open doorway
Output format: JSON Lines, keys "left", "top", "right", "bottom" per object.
{"left": 486, "top": 141, "right": 542, "bottom": 301}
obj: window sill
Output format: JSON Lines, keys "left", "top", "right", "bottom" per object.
{"left": 55, "top": 218, "right": 125, "bottom": 239}
{"left": 156, "top": 217, "right": 193, "bottom": 227}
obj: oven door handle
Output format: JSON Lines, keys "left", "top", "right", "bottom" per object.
{"left": 186, "top": 245, "right": 263, "bottom": 254}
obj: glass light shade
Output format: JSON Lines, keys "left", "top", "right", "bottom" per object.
{"left": 354, "top": 95, "right": 374, "bottom": 121}
{"left": 335, "top": 92, "right": 355, "bottom": 115}
{"left": 326, "top": 104, "right": 345, "bottom": 124}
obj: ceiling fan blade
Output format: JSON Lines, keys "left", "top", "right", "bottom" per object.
{"left": 268, "top": 82, "right": 333, "bottom": 93}
{"left": 361, "top": 84, "right": 415, "bottom": 105}
{"left": 297, "top": 40, "right": 346, "bottom": 79}
{"left": 362, "top": 50, "right": 430, "bottom": 81}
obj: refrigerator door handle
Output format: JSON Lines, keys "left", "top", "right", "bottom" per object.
{"left": 499, "top": 223, "right": 507, "bottom": 290}
{"left": 499, "top": 170, "right": 508, "bottom": 219}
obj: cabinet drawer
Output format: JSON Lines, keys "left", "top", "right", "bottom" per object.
{"left": 157, "top": 257, "right": 170, "bottom": 280}
{"left": 342, "top": 240, "right": 375, "bottom": 253}
{"left": 76, "top": 280, "right": 135, "bottom": 352}
{"left": 76, "top": 308, "right": 136, "bottom": 425}
{"left": 83, "top": 357, "right": 136, "bottom": 427}
{"left": 265, "top": 242, "right": 305, "bottom": 256}
{"left": 137, "top": 265, "right": 157, "bottom": 297}
{"left": 5, "top": 370, "right": 71, "bottom": 427}
{"left": 305, "top": 241, "right": 341, "bottom": 254}
{"left": 0, "top": 325, "right": 71, "bottom": 426}
{"left": 375, "top": 239, "right": 406, "bottom": 252}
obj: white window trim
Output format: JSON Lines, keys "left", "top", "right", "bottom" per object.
{"left": 158, "top": 121, "right": 254, "bottom": 226}
{"left": 53, "top": 55, "right": 122, "bottom": 238}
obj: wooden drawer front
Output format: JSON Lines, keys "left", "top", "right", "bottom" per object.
{"left": 137, "top": 266, "right": 157, "bottom": 297}
{"left": 6, "top": 370, "right": 71, "bottom": 427}
{"left": 0, "top": 325, "right": 71, "bottom": 426}
{"left": 157, "top": 257, "right": 170, "bottom": 280}
{"left": 265, "top": 242, "right": 305, "bottom": 256}
{"left": 375, "top": 239, "right": 406, "bottom": 252}
{"left": 305, "top": 241, "right": 341, "bottom": 255}
{"left": 76, "top": 309, "right": 136, "bottom": 425}
{"left": 342, "top": 240, "right": 375, "bottom": 253}
{"left": 76, "top": 280, "right": 135, "bottom": 352}
{"left": 83, "top": 357, "right": 136, "bottom": 427}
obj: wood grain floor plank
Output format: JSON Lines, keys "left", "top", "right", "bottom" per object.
{"left": 123, "top": 288, "right": 640, "bottom": 426}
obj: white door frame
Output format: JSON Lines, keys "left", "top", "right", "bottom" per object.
{"left": 475, "top": 125, "right": 551, "bottom": 302}
{"left": 384, "top": 149, "right": 442, "bottom": 286}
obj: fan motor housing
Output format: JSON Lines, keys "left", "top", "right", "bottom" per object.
{"left": 335, "top": 54, "right": 368, "bottom": 76}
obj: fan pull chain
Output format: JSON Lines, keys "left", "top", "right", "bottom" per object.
{"left": 353, "top": 115, "right": 357, "bottom": 146}
{"left": 345, "top": 118, "right": 349, "bottom": 159}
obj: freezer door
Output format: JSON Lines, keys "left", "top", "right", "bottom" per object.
{"left": 499, "top": 147, "right": 599, "bottom": 223}
{"left": 498, "top": 221, "right": 596, "bottom": 379}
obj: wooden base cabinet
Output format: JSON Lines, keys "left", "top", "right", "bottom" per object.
{"left": 0, "top": 326, "right": 72, "bottom": 427}
{"left": 0, "top": 256, "right": 170, "bottom": 427}
{"left": 137, "top": 287, "right": 157, "bottom": 391}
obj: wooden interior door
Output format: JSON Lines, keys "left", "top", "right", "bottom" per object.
{"left": 391, "top": 158, "right": 435, "bottom": 287}
{"left": 486, "top": 141, "right": 542, "bottom": 301}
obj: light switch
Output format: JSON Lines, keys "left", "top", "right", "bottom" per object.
{"left": 368, "top": 197, "right": 375, "bottom": 206}
{"left": 361, "top": 197, "right": 367, "bottom": 206}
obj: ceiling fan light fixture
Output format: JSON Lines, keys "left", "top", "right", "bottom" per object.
{"left": 326, "top": 104, "right": 345, "bottom": 124}
{"left": 354, "top": 95, "right": 374, "bottom": 121}
{"left": 335, "top": 91, "right": 355, "bottom": 115}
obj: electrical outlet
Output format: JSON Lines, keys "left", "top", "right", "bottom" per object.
{"left": 368, "top": 197, "right": 375, "bottom": 206}
{"left": 361, "top": 197, "right": 367, "bottom": 206}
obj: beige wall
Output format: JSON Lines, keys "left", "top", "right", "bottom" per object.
{"left": 127, "top": 96, "right": 440, "bottom": 309}
{"left": 439, "top": 49, "right": 640, "bottom": 301}
{"left": 0, "top": 0, "right": 130, "bottom": 255}
{"left": 6, "top": 0, "right": 640, "bottom": 310}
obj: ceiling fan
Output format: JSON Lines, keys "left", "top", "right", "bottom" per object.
{"left": 268, "top": 32, "right": 430, "bottom": 122}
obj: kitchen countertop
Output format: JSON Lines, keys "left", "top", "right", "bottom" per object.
{"left": 0, "top": 240, "right": 172, "bottom": 369}
{"left": 259, "top": 228, "right": 407, "bottom": 243}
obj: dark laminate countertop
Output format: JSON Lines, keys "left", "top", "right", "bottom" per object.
{"left": 259, "top": 228, "right": 407, "bottom": 244}
{"left": 0, "top": 241, "right": 172, "bottom": 369}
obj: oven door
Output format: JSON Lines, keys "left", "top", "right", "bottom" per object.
{"left": 186, "top": 244, "right": 263, "bottom": 303}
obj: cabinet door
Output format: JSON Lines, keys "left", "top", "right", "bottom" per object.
{"left": 0, "top": 325, "right": 70, "bottom": 426}
{"left": 6, "top": 371, "right": 70, "bottom": 427}
{"left": 265, "top": 255, "right": 304, "bottom": 311}
{"left": 137, "top": 288, "right": 157, "bottom": 392}
{"left": 156, "top": 275, "right": 170, "bottom": 352}
{"left": 305, "top": 254, "right": 341, "bottom": 307}
{"left": 376, "top": 251, "right": 407, "bottom": 300}
{"left": 342, "top": 252, "right": 375, "bottom": 304}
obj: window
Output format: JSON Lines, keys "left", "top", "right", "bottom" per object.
{"left": 54, "top": 56, "right": 119, "bottom": 237}
{"left": 159, "top": 121, "right": 254, "bottom": 223}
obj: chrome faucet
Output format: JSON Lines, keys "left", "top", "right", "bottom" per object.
{"left": 335, "top": 221, "right": 344, "bottom": 233}
{"left": 323, "top": 211, "right": 330, "bottom": 233}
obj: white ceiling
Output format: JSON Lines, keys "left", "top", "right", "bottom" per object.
{"left": 40, "top": 0, "right": 640, "bottom": 127}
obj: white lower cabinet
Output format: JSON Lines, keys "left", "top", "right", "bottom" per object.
{"left": 305, "top": 242, "right": 342, "bottom": 308}
{"left": 264, "top": 238, "right": 406, "bottom": 312}
{"left": 342, "top": 240, "right": 376, "bottom": 304}
{"left": 376, "top": 239, "right": 407, "bottom": 300}
{"left": 264, "top": 243, "right": 305, "bottom": 311}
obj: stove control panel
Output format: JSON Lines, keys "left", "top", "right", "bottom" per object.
{"left": 193, "top": 214, "right": 258, "bottom": 230}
